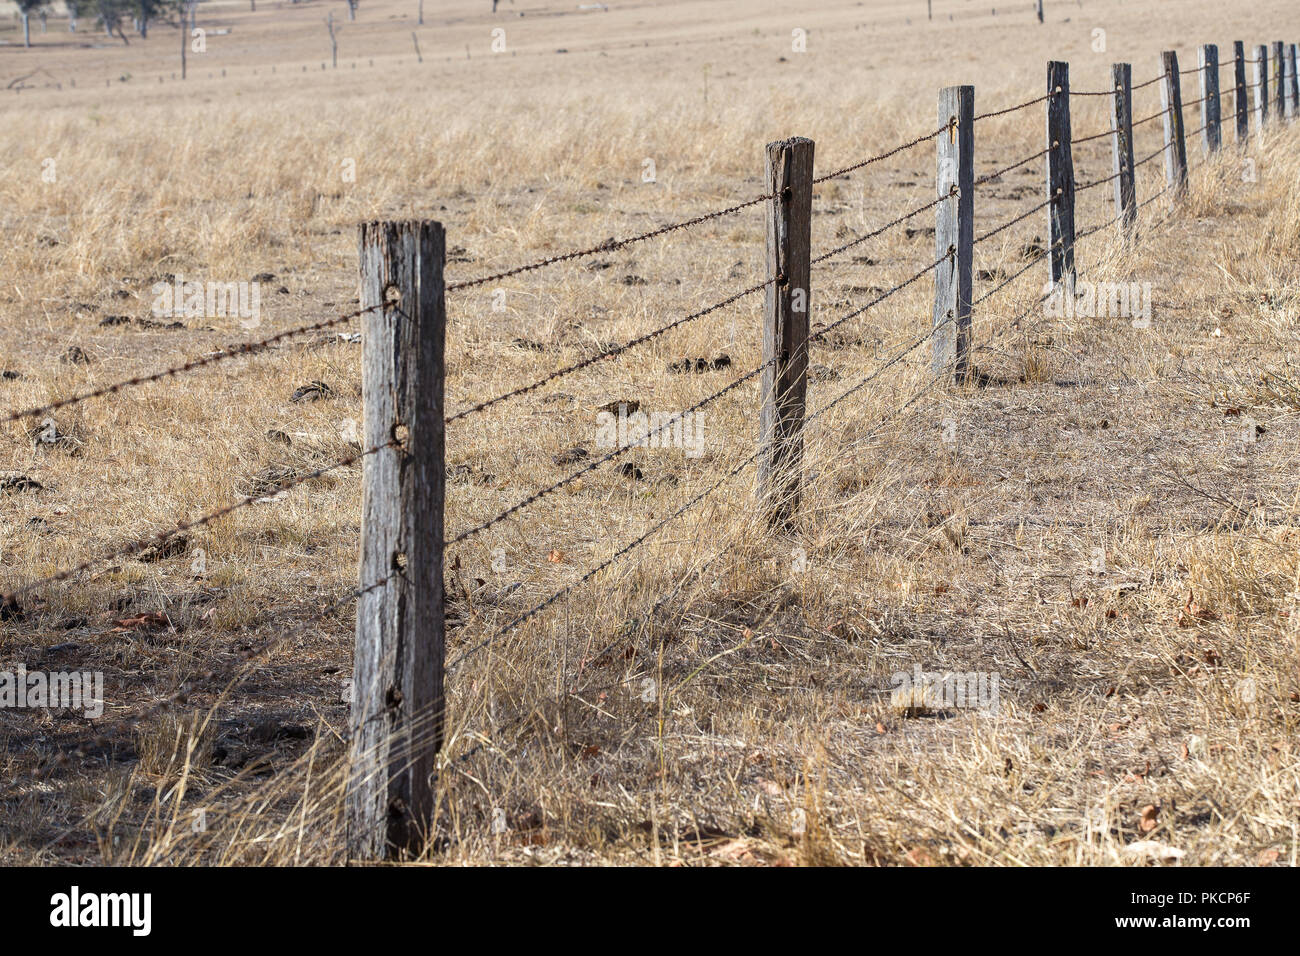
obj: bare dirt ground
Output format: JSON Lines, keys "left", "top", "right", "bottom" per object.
{"left": 1, "top": 0, "right": 1298, "bottom": 865}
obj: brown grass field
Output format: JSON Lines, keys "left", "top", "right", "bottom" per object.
{"left": 1, "top": 0, "right": 1299, "bottom": 866}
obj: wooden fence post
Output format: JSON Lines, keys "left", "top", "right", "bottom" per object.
{"left": 1110, "top": 63, "right": 1137, "bottom": 241}
{"left": 1046, "top": 62, "right": 1076, "bottom": 295}
{"left": 1160, "top": 51, "right": 1189, "bottom": 197}
{"left": 348, "top": 220, "right": 447, "bottom": 861}
{"left": 1254, "top": 45, "right": 1269, "bottom": 128}
{"left": 758, "top": 137, "right": 813, "bottom": 531}
{"left": 1273, "top": 41, "right": 1286, "bottom": 119}
{"left": 1286, "top": 44, "right": 1298, "bottom": 120}
{"left": 1233, "top": 41, "right": 1249, "bottom": 143}
{"left": 1199, "top": 44, "right": 1221, "bottom": 152}
{"left": 932, "top": 85, "right": 974, "bottom": 382}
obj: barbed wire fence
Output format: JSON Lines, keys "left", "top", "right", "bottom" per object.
{"left": 3, "top": 38, "right": 1297, "bottom": 861}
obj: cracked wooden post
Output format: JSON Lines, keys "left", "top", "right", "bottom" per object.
{"left": 1254, "top": 45, "right": 1269, "bottom": 128}
{"left": 1233, "top": 41, "right": 1249, "bottom": 144}
{"left": 1047, "top": 62, "right": 1076, "bottom": 295}
{"left": 759, "top": 137, "right": 813, "bottom": 531}
{"left": 932, "top": 85, "right": 973, "bottom": 382}
{"left": 348, "top": 220, "right": 446, "bottom": 861}
{"left": 1161, "top": 51, "right": 1189, "bottom": 198}
{"left": 1200, "top": 44, "right": 1221, "bottom": 152}
{"left": 1110, "top": 63, "right": 1137, "bottom": 242}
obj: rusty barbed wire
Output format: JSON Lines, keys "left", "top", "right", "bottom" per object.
{"left": 810, "top": 189, "right": 953, "bottom": 267}
{"left": 974, "top": 147, "right": 1050, "bottom": 186}
{"left": 811, "top": 248, "right": 953, "bottom": 345}
{"left": 446, "top": 450, "right": 759, "bottom": 672}
{"left": 1076, "top": 168, "right": 1123, "bottom": 193}
{"left": 973, "top": 92, "right": 1052, "bottom": 122}
{"left": 444, "top": 192, "right": 775, "bottom": 293}
{"left": 1, "top": 305, "right": 381, "bottom": 426}
{"left": 973, "top": 194, "right": 1056, "bottom": 246}
{"left": 1, "top": 440, "right": 396, "bottom": 606}
{"left": 972, "top": 237, "right": 1060, "bottom": 307}
{"left": 1132, "top": 105, "right": 1171, "bottom": 128}
{"left": 446, "top": 363, "right": 767, "bottom": 548}
{"left": 812, "top": 124, "right": 949, "bottom": 185}
{"left": 444, "top": 276, "right": 774, "bottom": 425}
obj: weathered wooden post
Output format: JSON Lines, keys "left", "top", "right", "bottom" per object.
{"left": 1254, "top": 45, "right": 1269, "bottom": 128}
{"left": 1199, "top": 44, "right": 1221, "bottom": 152}
{"left": 933, "top": 85, "right": 974, "bottom": 381}
{"left": 1110, "top": 63, "right": 1137, "bottom": 241}
{"left": 1233, "top": 41, "right": 1249, "bottom": 143}
{"left": 1161, "top": 51, "right": 1189, "bottom": 197}
{"left": 1046, "top": 62, "right": 1076, "bottom": 295}
{"left": 758, "top": 138, "right": 813, "bottom": 531}
{"left": 1286, "top": 44, "right": 1298, "bottom": 120}
{"left": 1273, "top": 41, "right": 1286, "bottom": 118}
{"left": 348, "top": 220, "right": 447, "bottom": 861}
{"left": 1036, "top": 0, "right": 1043, "bottom": 24}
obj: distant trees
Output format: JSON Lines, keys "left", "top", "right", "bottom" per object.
{"left": 16, "top": 0, "right": 49, "bottom": 47}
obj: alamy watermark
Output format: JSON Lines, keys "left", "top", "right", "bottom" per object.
{"left": 151, "top": 273, "right": 262, "bottom": 328}
{"left": 1043, "top": 280, "right": 1153, "bottom": 328}
{"left": 1, "top": 666, "right": 104, "bottom": 718}
{"left": 888, "top": 664, "right": 1000, "bottom": 714}
{"left": 596, "top": 406, "right": 706, "bottom": 458}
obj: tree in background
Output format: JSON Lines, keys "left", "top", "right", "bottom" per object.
{"left": 94, "top": 0, "right": 131, "bottom": 42}
{"left": 133, "top": 0, "right": 183, "bottom": 39}
{"left": 16, "top": 0, "right": 50, "bottom": 47}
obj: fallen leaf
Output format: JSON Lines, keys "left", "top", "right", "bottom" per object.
{"left": 547, "top": 549, "right": 565, "bottom": 563}
{"left": 1140, "top": 804, "right": 1160, "bottom": 833}
{"left": 1257, "top": 848, "right": 1281, "bottom": 866}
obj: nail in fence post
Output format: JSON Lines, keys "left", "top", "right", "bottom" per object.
{"left": 1233, "top": 41, "right": 1249, "bottom": 144}
{"left": 348, "top": 220, "right": 447, "bottom": 861}
{"left": 1254, "top": 45, "right": 1269, "bottom": 128}
{"left": 1160, "top": 51, "right": 1189, "bottom": 197}
{"left": 1200, "top": 44, "right": 1221, "bottom": 152}
{"left": 1046, "top": 62, "right": 1076, "bottom": 296}
{"left": 1110, "top": 63, "right": 1137, "bottom": 242}
{"left": 1273, "top": 41, "right": 1286, "bottom": 118}
{"left": 758, "top": 137, "right": 813, "bottom": 531}
{"left": 932, "top": 85, "right": 973, "bottom": 382}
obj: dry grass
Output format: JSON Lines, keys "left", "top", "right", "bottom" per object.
{"left": 1, "top": 0, "right": 1298, "bottom": 866}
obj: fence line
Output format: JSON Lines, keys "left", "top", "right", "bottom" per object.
{"left": 4, "top": 37, "right": 1296, "bottom": 860}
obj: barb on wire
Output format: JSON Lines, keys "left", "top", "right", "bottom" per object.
{"left": 445, "top": 191, "right": 774, "bottom": 292}
{"left": 447, "top": 363, "right": 766, "bottom": 547}
{"left": 1, "top": 440, "right": 396, "bottom": 605}
{"left": 2, "top": 305, "right": 380, "bottom": 426}
{"left": 812, "top": 124, "right": 948, "bottom": 185}
{"left": 811, "top": 189, "right": 952, "bottom": 267}
{"left": 445, "top": 276, "right": 773, "bottom": 425}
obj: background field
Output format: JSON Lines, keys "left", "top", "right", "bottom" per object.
{"left": 2, "top": 0, "right": 1299, "bottom": 865}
